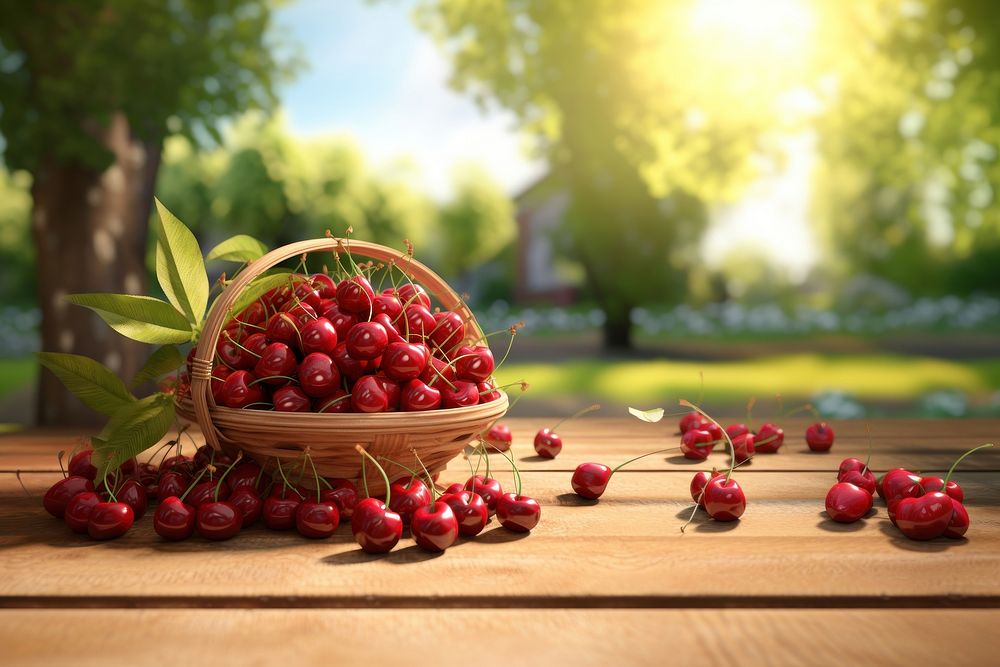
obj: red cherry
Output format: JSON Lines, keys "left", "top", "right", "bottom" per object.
{"left": 321, "top": 303, "right": 358, "bottom": 339}
{"left": 372, "top": 293, "right": 403, "bottom": 320}
{"left": 533, "top": 428, "right": 562, "bottom": 458}
{"left": 281, "top": 301, "right": 318, "bottom": 327}
{"left": 243, "top": 332, "right": 269, "bottom": 359}
{"left": 679, "top": 413, "right": 707, "bottom": 434}
{"left": 228, "top": 488, "right": 264, "bottom": 527}
{"left": 725, "top": 423, "right": 749, "bottom": 440}
{"left": 381, "top": 341, "right": 429, "bottom": 382}
{"left": 919, "top": 476, "right": 964, "bottom": 504}
{"left": 64, "top": 491, "right": 100, "bottom": 533}
{"left": 702, "top": 477, "right": 746, "bottom": 521}
{"left": 292, "top": 280, "right": 322, "bottom": 309}
{"left": 754, "top": 422, "right": 784, "bottom": 453}
{"left": 187, "top": 480, "right": 230, "bottom": 508}
{"left": 209, "top": 366, "right": 234, "bottom": 403}
{"left": 299, "top": 352, "right": 342, "bottom": 398}
{"left": 336, "top": 275, "right": 376, "bottom": 315}
{"left": 388, "top": 478, "right": 432, "bottom": 524}
{"left": 154, "top": 496, "right": 197, "bottom": 540}
{"left": 484, "top": 423, "right": 512, "bottom": 452}
{"left": 894, "top": 491, "right": 953, "bottom": 540}
{"left": 320, "top": 479, "right": 358, "bottom": 518}
{"left": 400, "top": 378, "right": 442, "bottom": 411}
{"left": 313, "top": 389, "right": 352, "bottom": 413}
{"left": 731, "top": 433, "right": 755, "bottom": 463}
{"left": 397, "top": 283, "right": 431, "bottom": 309}
{"left": 43, "top": 475, "right": 94, "bottom": 518}
{"left": 117, "top": 479, "right": 148, "bottom": 519}
{"left": 68, "top": 450, "right": 98, "bottom": 480}
{"left": 806, "top": 422, "right": 835, "bottom": 451}
{"left": 236, "top": 301, "right": 267, "bottom": 326}
{"left": 272, "top": 385, "right": 311, "bottom": 412}
{"left": 839, "top": 468, "right": 877, "bottom": 496}
{"left": 454, "top": 345, "right": 495, "bottom": 383}
{"left": 444, "top": 482, "right": 465, "bottom": 495}
{"left": 421, "top": 356, "right": 456, "bottom": 389}
{"left": 403, "top": 304, "right": 435, "bottom": 342}
{"left": 310, "top": 273, "right": 337, "bottom": 299}
{"left": 496, "top": 493, "right": 541, "bottom": 532}
{"left": 228, "top": 462, "right": 263, "bottom": 493}
{"left": 159, "top": 454, "right": 192, "bottom": 476}
{"left": 264, "top": 312, "right": 301, "bottom": 348}
{"left": 680, "top": 428, "right": 713, "bottom": 460}
{"left": 372, "top": 313, "right": 404, "bottom": 343}
{"left": 332, "top": 342, "right": 377, "bottom": 383}
{"left": 690, "top": 470, "right": 725, "bottom": 506}
{"left": 351, "top": 375, "right": 390, "bottom": 413}
{"left": 219, "top": 370, "right": 265, "bottom": 409}
{"left": 442, "top": 380, "right": 480, "bottom": 408}
{"left": 253, "top": 342, "right": 298, "bottom": 386}
{"left": 196, "top": 501, "right": 242, "bottom": 540}
{"left": 825, "top": 482, "right": 873, "bottom": 523}
{"left": 157, "top": 470, "right": 190, "bottom": 499}
{"left": 351, "top": 497, "right": 403, "bottom": 553}
{"left": 838, "top": 457, "right": 865, "bottom": 477}
{"left": 571, "top": 463, "right": 612, "bottom": 499}
{"left": 269, "top": 484, "right": 307, "bottom": 501}
{"left": 943, "top": 500, "right": 970, "bottom": 539}
{"left": 440, "top": 490, "right": 488, "bottom": 537}
{"left": 881, "top": 469, "right": 923, "bottom": 505}
{"left": 296, "top": 501, "right": 340, "bottom": 538}
{"left": 465, "top": 475, "right": 504, "bottom": 515}
{"left": 430, "top": 311, "right": 466, "bottom": 350}
{"left": 346, "top": 321, "right": 389, "bottom": 360}
{"left": 411, "top": 501, "right": 459, "bottom": 551}
{"left": 876, "top": 467, "right": 913, "bottom": 500}
{"left": 217, "top": 333, "right": 252, "bottom": 370}
{"left": 87, "top": 501, "right": 134, "bottom": 540}
{"left": 262, "top": 495, "right": 302, "bottom": 530}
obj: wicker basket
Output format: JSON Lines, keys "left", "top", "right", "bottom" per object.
{"left": 175, "top": 238, "right": 509, "bottom": 495}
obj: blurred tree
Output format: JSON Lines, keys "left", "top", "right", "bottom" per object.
{"left": 0, "top": 1, "right": 293, "bottom": 424}
{"left": 0, "top": 167, "right": 34, "bottom": 307}
{"left": 413, "top": 0, "right": 807, "bottom": 348}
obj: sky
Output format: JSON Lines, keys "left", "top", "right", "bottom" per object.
{"left": 276, "top": 0, "right": 818, "bottom": 278}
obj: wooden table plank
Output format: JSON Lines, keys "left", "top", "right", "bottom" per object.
{"left": 3, "top": 419, "right": 998, "bottom": 473}
{"left": 4, "top": 471, "right": 998, "bottom": 604}
{"left": 2, "top": 609, "right": 999, "bottom": 667}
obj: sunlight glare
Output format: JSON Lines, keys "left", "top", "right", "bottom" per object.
{"left": 690, "top": 0, "right": 815, "bottom": 62}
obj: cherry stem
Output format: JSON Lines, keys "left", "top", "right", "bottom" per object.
{"left": 57, "top": 451, "right": 67, "bottom": 478}
{"left": 179, "top": 465, "right": 213, "bottom": 503}
{"left": 214, "top": 452, "right": 243, "bottom": 502}
{"left": 492, "top": 446, "right": 522, "bottom": 497}
{"left": 784, "top": 402, "right": 820, "bottom": 419}
{"left": 551, "top": 403, "right": 600, "bottom": 431}
{"left": 941, "top": 443, "right": 994, "bottom": 487}
{"left": 355, "top": 445, "right": 391, "bottom": 506}
{"left": 378, "top": 456, "right": 418, "bottom": 481}
{"left": 862, "top": 424, "right": 873, "bottom": 475}
{"left": 302, "top": 451, "right": 323, "bottom": 503}
{"left": 317, "top": 393, "right": 352, "bottom": 412}
{"left": 611, "top": 446, "right": 684, "bottom": 474}
{"left": 680, "top": 399, "right": 737, "bottom": 483}
{"left": 222, "top": 331, "right": 263, "bottom": 359}
{"left": 745, "top": 397, "right": 756, "bottom": 432}
{"left": 15, "top": 470, "right": 32, "bottom": 498}
{"left": 494, "top": 325, "right": 520, "bottom": 371}
{"left": 248, "top": 375, "right": 298, "bottom": 388}
{"left": 409, "top": 448, "right": 437, "bottom": 504}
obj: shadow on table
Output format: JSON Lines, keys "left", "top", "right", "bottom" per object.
{"left": 814, "top": 508, "right": 877, "bottom": 532}
{"left": 876, "top": 520, "right": 969, "bottom": 552}
{"left": 672, "top": 506, "right": 741, "bottom": 533}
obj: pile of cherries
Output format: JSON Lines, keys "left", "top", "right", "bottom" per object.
{"left": 181, "top": 265, "right": 503, "bottom": 414}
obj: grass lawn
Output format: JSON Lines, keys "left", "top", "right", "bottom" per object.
{"left": 496, "top": 353, "right": 1000, "bottom": 406}
{"left": 0, "top": 358, "right": 36, "bottom": 397}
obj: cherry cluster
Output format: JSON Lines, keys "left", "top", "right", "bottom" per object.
{"left": 182, "top": 267, "right": 503, "bottom": 413}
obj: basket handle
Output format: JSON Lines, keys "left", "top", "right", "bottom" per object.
{"left": 189, "top": 237, "right": 482, "bottom": 451}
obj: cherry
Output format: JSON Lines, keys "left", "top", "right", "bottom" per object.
{"left": 440, "top": 490, "right": 488, "bottom": 537}
{"left": 825, "top": 481, "right": 873, "bottom": 523}
{"left": 444, "top": 482, "right": 465, "bottom": 495}
{"left": 153, "top": 496, "right": 196, "bottom": 540}
{"left": 388, "top": 478, "right": 432, "bottom": 525}
{"left": 690, "top": 470, "right": 724, "bottom": 506}
{"left": 496, "top": 493, "right": 540, "bottom": 533}
{"left": 894, "top": 492, "right": 953, "bottom": 540}
{"left": 430, "top": 311, "right": 466, "bottom": 350}
{"left": 442, "top": 380, "right": 480, "bottom": 408}
{"left": 336, "top": 275, "right": 376, "bottom": 315}
{"left": 217, "top": 333, "right": 252, "bottom": 370}
{"left": 332, "top": 342, "right": 377, "bottom": 383}
{"left": 702, "top": 476, "right": 746, "bottom": 521}
{"left": 351, "top": 497, "right": 404, "bottom": 553}
{"left": 117, "top": 479, "right": 148, "bottom": 519}
{"left": 262, "top": 495, "right": 301, "bottom": 530}
{"left": 876, "top": 467, "right": 913, "bottom": 500}
{"left": 679, "top": 413, "right": 706, "bottom": 434}
{"left": 806, "top": 422, "right": 835, "bottom": 451}
{"left": 943, "top": 500, "right": 969, "bottom": 539}
{"left": 754, "top": 422, "right": 784, "bottom": 454}
{"left": 454, "top": 345, "right": 495, "bottom": 383}
{"left": 299, "top": 352, "right": 342, "bottom": 398}
{"left": 351, "top": 375, "right": 390, "bottom": 413}
{"left": 421, "top": 356, "right": 456, "bottom": 389}
{"left": 236, "top": 300, "right": 268, "bottom": 326}
{"left": 292, "top": 281, "right": 322, "bottom": 310}
{"left": 296, "top": 501, "right": 340, "bottom": 538}
{"left": 346, "top": 321, "right": 389, "bottom": 360}
{"left": 243, "top": 332, "right": 269, "bottom": 360}
{"left": 478, "top": 381, "right": 501, "bottom": 402}
{"left": 465, "top": 475, "right": 504, "bottom": 515}
{"left": 157, "top": 470, "right": 189, "bottom": 499}
{"left": 187, "top": 479, "right": 230, "bottom": 508}
{"left": 228, "top": 462, "right": 264, "bottom": 492}
{"left": 919, "top": 476, "right": 964, "bottom": 504}
{"left": 64, "top": 491, "right": 100, "bottom": 533}
{"left": 725, "top": 423, "right": 750, "bottom": 440}
{"left": 228, "top": 488, "right": 264, "bottom": 527}
{"left": 197, "top": 501, "right": 242, "bottom": 540}
{"left": 838, "top": 457, "right": 865, "bottom": 477}
{"left": 840, "top": 468, "right": 877, "bottom": 496}
{"left": 210, "top": 366, "right": 233, "bottom": 402}
{"left": 68, "top": 450, "right": 98, "bottom": 480}
{"left": 310, "top": 273, "right": 337, "bottom": 299}
{"left": 281, "top": 301, "right": 318, "bottom": 327}
{"left": 399, "top": 378, "right": 442, "bottom": 411}
{"left": 87, "top": 502, "right": 134, "bottom": 540}
{"left": 323, "top": 305, "right": 359, "bottom": 341}
{"left": 484, "top": 423, "right": 512, "bottom": 452}
{"left": 273, "top": 385, "right": 312, "bottom": 412}
{"left": 731, "top": 432, "right": 755, "bottom": 463}
{"left": 320, "top": 479, "right": 358, "bottom": 518}
{"left": 219, "top": 370, "right": 265, "bottom": 409}
{"left": 680, "top": 428, "right": 714, "bottom": 461}
{"left": 43, "top": 476, "right": 94, "bottom": 518}
{"left": 372, "top": 293, "right": 403, "bottom": 320}
{"left": 373, "top": 375, "right": 401, "bottom": 411}
{"left": 397, "top": 282, "right": 431, "bottom": 310}
{"left": 533, "top": 429, "right": 562, "bottom": 458}
{"left": 571, "top": 463, "right": 611, "bottom": 500}
{"left": 403, "top": 303, "right": 435, "bottom": 342}
{"left": 381, "top": 342, "right": 429, "bottom": 382}
{"left": 253, "top": 342, "right": 298, "bottom": 386}
{"left": 411, "top": 501, "right": 459, "bottom": 551}
{"left": 881, "top": 469, "right": 923, "bottom": 505}
{"left": 372, "top": 313, "right": 404, "bottom": 343}
{"left": 265, "top": 311, "right": 302, "bottom": 348}
{"left": 314, "top": 389, "right": 352, "bottom": 413}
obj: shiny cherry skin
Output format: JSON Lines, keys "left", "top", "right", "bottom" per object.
{"left": 296, "top": 501, "right": 340, "bottom": 538}
{"left": 219, "top": 370, "right": 265, "bottom": 409}
{"left": 320, "top": 479, "right": 358, "bottom": 518}
{"left": 43, "top": 476, "right": 95, "bottom": 518}
{"left": 273, "top": 385, "right": 312, "bottom": 412}
{"left": 262, "top": 495, "right": 302, "bottom": 530}
{"left": 372, "top": 313, "right": 404, "bottom": 344}
{"left": 484, "top": 423, "right": 512, "bottom": 452}
{"left": 159, "top": 453, "right": 193, "bottom": 476}
{"left": 440, "top": 490, "right": 489, "bottom": 537}
{"left": 187, "top": 480, "right": 230, "bottom": 508}
{"left": 421, "top": 356, "right": 457, "bottom": 389}
{"left": 478, "top": 381, "right": 502, "bottom": 402}
{"left": 253, "top": 342, "right": 298, "bottom": 386}
{"left": 117, "top": 479, "right": 148, "bottom": 519}
{"left": 292, "top": 280, "right": 322, "bottom": 309}
{"left": 336, "top": 275, "right": 377, "bottom": 315}
{"left": 680, "top": 428, "right": 713, "bottom": 461}
{"left": 351, "top": 375, "right": 390, "bottom": 413}
{"left": 442, "top": 380, "right": 480, "bottom": 408}
{"left": 400, "top": 378, "right": 442, "bottom": 411}
{"left": 388, "top": 478, "right": 432, "bottom": 525}
{"left": 403, "top": 304, "right": 435, "bottom": 342}
{"left": 300, "top": 317, "right": 338, "bottom": 356}
{"left": 331, "top": 342, "right": 368, "bottom": 382}
{"left": 894, "top": 491, "right": 953, "bottom": 540}
{"left": 496, "top": 493, "right": 541, "bottom": 532}
{"left": 430, "top": 311, "right": 466, "bottom": 350}
{"left": 806, "top": 422, "right": 835, "bottom": 451}
{"left": 299, "top": 352, "right": 342, "bottom": 398}
{"left": 702, "top": 477, "right": 746, "bottom": 521}
{"left": 310, "top": 273, "right": 337, "bottom": 299}
{"left": 153, "top": 496, "right": 196, "bottom": 540}
{"left": 725, "top": 423, "right": 750, "bottom": 440}
{"left": 64, "top": 491, "right": 100, "bottom": 533}
{"left": 87, "top": 502, "right": 134, "bottom": 540}
{"left": 228, "top": 488, "right": 263, "bottom": 527}
{"left": 346, "top": 321, "right": 389, "bottom": 360}
{"left": 314, "top": 388, "right": 351, "bottom": 413}
{"left": 731, "top": 433, "right": 755, "bottom": 463}
{"left": 217, "top": 333, "right": 251, "bottom": 370}
{"left": 372, "top": 293, "right": 403, "bottom": 320}
{"left": 754, "top": 422, "right": 784, "bottom": 453}
{"left": 825, "top": 482, "right": 873, "bottom": 523}
{"left": 68, "top": 450, "right": 98, "bottom": 480}
{"left": 465, "top": 475, "right": 504, "bottom": 515}
{"left": 381, "top": 342, "right": 429, "bottom": 382}
{"left": 876, "top": 467, "right": 913, "bottom": 500}
{"left": 323, "top": 305, "right": 358, "bottom": 341}
{"left": 264, "top": 311, "right": 301, "bottom": 348}
{"left": 881, "top": 469, "right": 923, "bottom": 505}
{"left": 533, "top": 428, "right": 562, "bottom": 459}
{"left": 397, "top": 283, "right": 431, "bottom": 310}
{"left": 840, "top": 468, "right": 877, "bottom": 496}
{"left": 838, "top": 457, "right": 865, "bottom": 477}
{"left": 690, "top": 470, "right": 724, "bottom": 506}
{"left": 197, "top": 501, "right": 242, "bottom": 540}
{"left": 571, "top": 463, "right": 612, "bottom": 499}
{"left": 919, "top": 476, "right": 964, "bottom": 504}
{"left": 281, "top": 301, "right": 318, "bottom": 327}
{"left": 157, "top": 470, "right": 189, "bottom": 499}
{"left": 679, "top": 413, "right": 706, "bottom": 434}
{"left": 444, "top": 482, "right": 465, "bottom": 495}
{"left": 454, "top": 345, "right": 495, "bottom": 383}
{"left": 351, "top": 497, "right": 403, "bottom": 553}
{"left": 411, "top": 501, "right": 460, "bottom": 551}
{"left": 227, "top": 462, "right": 263, "bottom": 492}
{"left": 943, "top": 500, "right": 969, "bottom": 539}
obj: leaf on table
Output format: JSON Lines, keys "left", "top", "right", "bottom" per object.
{"left": 93, "top": 393, "right": 176, "bottom": 482}
{"left": 66, "top": 293, "right": 192, "bottom": 344}
{"left": 154, "top": 198, "right": 209, "bottom": 326}
{"left": 37, "top": 352, "right": 134, "bottom": 417}
{"left": 206, "top": 234, "right": 268, "bottom": 263}
{"left": 628, "top": 407, "right": 664, "bottom": 423}
{"left": 131, "top": 345, "right": 183, "bottom": 388}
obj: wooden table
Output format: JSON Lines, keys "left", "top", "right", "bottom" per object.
{"left": 2, "top": 418, "right": 999, "bottom": 666}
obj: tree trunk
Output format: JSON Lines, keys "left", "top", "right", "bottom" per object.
{"left": 31, "top": 112, "right": 163, "bottom": 426}
{"left": 601, "top": 304, "right": 633, "bottom": 351}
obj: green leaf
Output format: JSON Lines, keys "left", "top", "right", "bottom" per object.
{"left": 206, "top": 234, "right": 268, "bottom": 263}
{"left": 94, "top": 393, "right": 175, "bottom": 483}
{"left": 154, "top": 198, "right": 209, "bottom": 326}
{"left": 226, "top": 270, "right": 299, "bottom": 318}
{"left": 628, "top": 407, "right": 664, "bottom": 423}
{"left": 131, "top": 345, "right": 183, "bottom": 388}
{"left": 37, "top": 352, "right": 135, "bottom": 417}
{"left": 66, "top": 293, "right": 192, "bottom": 344}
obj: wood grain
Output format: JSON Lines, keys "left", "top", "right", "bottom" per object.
{"left": 2, "top": 609, "right": 999, "bottom": 667}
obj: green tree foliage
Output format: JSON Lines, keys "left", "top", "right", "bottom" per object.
{"left": 436, "top": 164, "right": 515, "bottom": 280}
{"left": 0, "top": 168, "right": 33, "bottom": 307}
